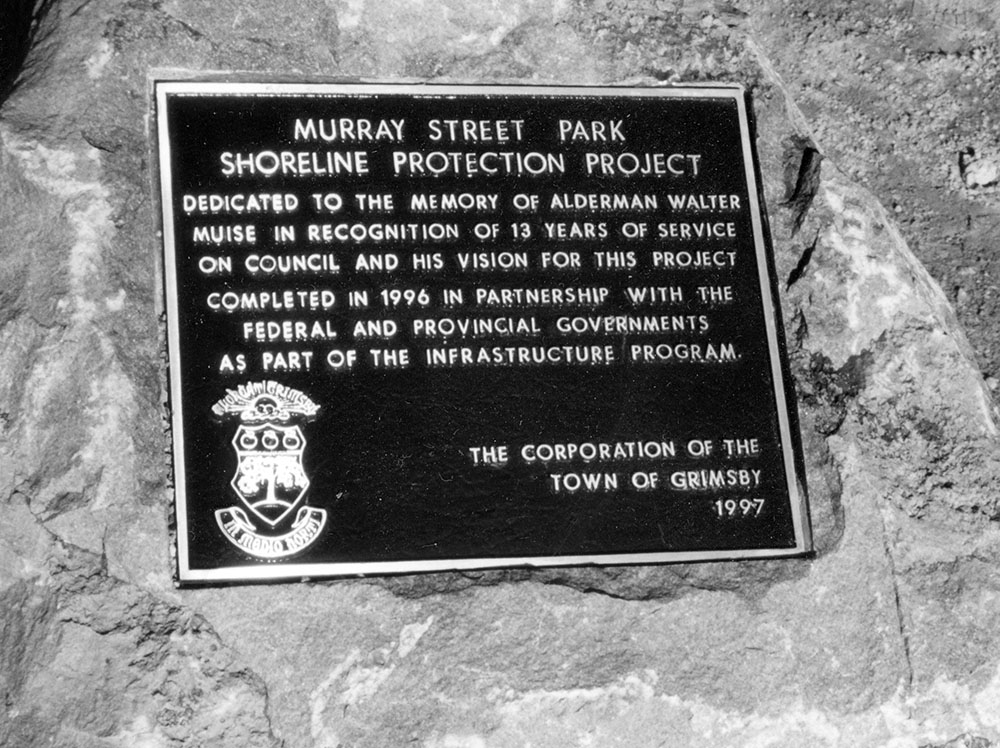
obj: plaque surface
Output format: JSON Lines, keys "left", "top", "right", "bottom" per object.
{"left": 155, "top": 81, "right": 811, "bottom": 583}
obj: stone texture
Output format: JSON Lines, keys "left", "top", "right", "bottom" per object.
{"left": 745, "top": 0, "right": 1000, "bottom": 396}
{"left": 1, "top": 0, "right": 1000, "bottom": 746}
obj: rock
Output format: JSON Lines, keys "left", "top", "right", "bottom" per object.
{"left": 1, "top": 0, "right": 1000, "bottom": 746}
{"left": 961, "top": 154, "right": 1000, "bottom": 189}
{"left": 746, "top": 0, "right": 1000, "bottom": 389}
{"left": 0, "top": 495, "right": 278, "bottom": 747}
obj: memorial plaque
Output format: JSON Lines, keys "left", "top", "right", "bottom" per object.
{"left": 154, "top": 81, "right": 811, "bottom": 583}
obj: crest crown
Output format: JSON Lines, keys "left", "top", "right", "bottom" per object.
{"left": 212, "top": 380, "right": 319, "bottom": 423}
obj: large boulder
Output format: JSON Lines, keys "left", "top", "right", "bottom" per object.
{"left": 1, "top": 1, "right": 999, "bottom": 746}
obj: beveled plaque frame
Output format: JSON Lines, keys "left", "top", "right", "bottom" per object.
{"left": 154, "top": 80, "right": 812, "bottom": 583}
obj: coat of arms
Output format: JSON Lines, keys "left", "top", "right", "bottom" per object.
{"left": 212, "top": 381, "right": 326, "bottom": 559}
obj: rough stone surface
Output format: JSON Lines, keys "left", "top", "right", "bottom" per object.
{"left": 1, "top": 0, "right": 999, "bottom": 746}
{"left": 746, "top": 0, "right": 1000, "bottom": 396}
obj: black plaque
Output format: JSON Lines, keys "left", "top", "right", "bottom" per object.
{"left": 154, "top": 81, "right": 811, "bottom": 583}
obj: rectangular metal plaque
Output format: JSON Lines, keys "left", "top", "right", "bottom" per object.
{"left": 155, "top": 81, "right": 811, "bottom": 583}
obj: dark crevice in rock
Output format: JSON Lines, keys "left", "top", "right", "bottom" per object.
{"left": 786, "top": 229, "right": 820, "bottom": 289}
{"left": 782, "top": 136, "right": 823, "bottom": 237}
{"left": 81, "top": 131, "right": 115, "bottom": 153}
{"left": 794, "top": 414, "right": 846, "bottom": 556}
{"left": 877, "top": 510, "right": 914, "bottom": 695}
{"left": 369, "top": 560, "right": 817, "bottom": 602}
{"left": 171, "top": 17, "right": 205, "bottom": 41}
{"left": 370, "top": 568, "right": 531, "bottom": 598}
{"left": 790, "top": 346, "right": 873, "bottom": 437}
{"left": 35, "top": 474, "right": 103, "bottom": 523}
{"left": 67, "top": 0, "right": 101, "bottom": 19}
{"left": 641, "top": 66, "right": 677, "bottom": 82}
{"left": 0, "top": 0, "right": 55, "bottom": 109}
{"left": 402, "top": 558, "right": 810, "bottom": 605}
{"left": 957, "top": 147, "right": 978, "bottom": 184}
{"left": 920, "top": 733, "right": 994, "bottom": 748}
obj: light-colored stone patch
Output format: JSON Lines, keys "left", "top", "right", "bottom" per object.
{"left": 0, "top": 127, "right": 145, "bottom": 561}
{"left": 336, "top": 0, "right": 365, "bottom": 30}
{"left": 819, "top": 182, "right": 961, "bottom": 367}
{"left": 310, "top": 615, "right": 436, "bottom": 746}
{"left": 105, "top": 289, "right": 126, "bottom": 312}
{"left": 85, "top": 40, "right": 114, "bottom": 80}
{"left": 2, "top": 131, "right": 111, "bottom": 327}
{"left": 80, "top": 355, "right": 138, "bottom": 514}
{"left": 331, "top": 0, "right": 592, "bottom": 78}
{"left": 425, "top": 672, "right": 1000, "bottom": 747}
{"left": 110, "top": 716, "right": 170, "bottom": 748}
{"left": 962, "top": 156, "right": 1000, "bottom": 189}
{"left": 399, "top": 615, "right": 435, "bottom": 658}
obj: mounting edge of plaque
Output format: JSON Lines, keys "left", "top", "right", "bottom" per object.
{"left": 152, "top": 80, "right": 813, "bottom": 585}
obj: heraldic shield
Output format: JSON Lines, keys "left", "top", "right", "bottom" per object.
{"left": 231, "top": 422, "right": 308, "bottom": 527}
{"left": 212, "top": 381, "right": 327, "bottom": 560}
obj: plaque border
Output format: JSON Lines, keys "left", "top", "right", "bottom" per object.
{"left": 153, "top": 80, "right": 812, "bottom": 583}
